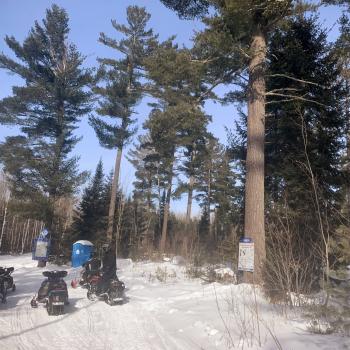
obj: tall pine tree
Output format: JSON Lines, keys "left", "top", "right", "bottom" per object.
{"left": 335, "top": 13, "right": 350, "bottom": 217}
{"left": 90, "top": 6, "right": 158, "bottom": 245}
{"left": 231, "top": 16, "right": 346, "bottom": 285}
{"left": 144, "top": 40, "right": 211, "bottom": 252}
{"left": 161, "top": 0, "right": 314, "bottom": 281}
{"left": 0, "top": 5, "right": 92, "bottom": 253}
{"left": 71, "top": 160, "right": 106, "bottom": 243}
{"left": 265, "top": 16, "right": 345, "bottom": 213}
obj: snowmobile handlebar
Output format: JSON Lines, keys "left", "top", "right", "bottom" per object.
{"left": 0, "top": 267, "right": 14, "bottom": 275}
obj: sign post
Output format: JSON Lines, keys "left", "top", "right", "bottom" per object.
{"left": 32, "top": 229, "right": 50, "bottom": 266}
{"left": 238, "top": 237, "right": 254, "bottom": 273}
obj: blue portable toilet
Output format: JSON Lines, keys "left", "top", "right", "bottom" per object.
{"left": 71, "top": 240, "right": 94, "bottom": 268}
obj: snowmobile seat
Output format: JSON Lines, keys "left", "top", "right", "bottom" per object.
{"left": 42, "top": 270, "right": 67, "bottom": 279}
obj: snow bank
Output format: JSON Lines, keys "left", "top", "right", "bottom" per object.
{"left": 171, "top": 255, "right": 186, "bottom": 265}
{"left": 0, "top": 254, "right": 348, "bottom": 350}
{"left": 214, "top": 267, "right": 237, "bottom": 283}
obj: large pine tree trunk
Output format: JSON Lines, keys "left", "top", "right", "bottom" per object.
{"left": 49, "top": 100, "right": 66, "bottom": 255}
{"left": 186, "top": 175, "right": 194, "bottom": 223}
{"left": 186, "top": 148, "right": 196, "bottom": 224}
{"left": 46, "top": 196, "right": 57, "bottom": 256}
{"left": 207, "top": 165, "right": 212, "bottom": 240}
{"left": 244, "top": 29, "right": 267, "bottom": 283}
{"left": 159, "top": 168, "right": 173, "bottom": 254}
{"left": 182, "top": 175, "right": 194, "bottom": 257}
{"left": 107, "top": 146, "right": 123, "bottom": 242}
{"left": 345, "top": 86, "right": 350, "bottom": 214}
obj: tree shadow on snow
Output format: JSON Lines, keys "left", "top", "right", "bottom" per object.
{"left": 0, "top": 297, "right": 95, "bottom": 341}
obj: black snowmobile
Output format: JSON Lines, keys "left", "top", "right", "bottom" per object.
{"left": 31, "top": 270, "right": 69, "bottom": 315}
{"left": 0, "top": 267, "right": 16, "bottom": 303}
{"left": 85, "top": 271, "right": 125, "bottom": 305}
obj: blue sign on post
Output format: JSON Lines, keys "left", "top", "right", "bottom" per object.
{"left": 32, "top": 231, "right": 50, "bottom": 261}
{"left": 240, "top": 237, "right": 253, "bottom": 244}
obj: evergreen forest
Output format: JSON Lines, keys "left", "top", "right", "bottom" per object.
{"left": 1, "top": 0, "right": 350, "bottom": 315}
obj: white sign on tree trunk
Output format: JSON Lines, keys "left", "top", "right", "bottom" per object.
{"left": 238, "top": 238, "right": 254, "bottom": 272}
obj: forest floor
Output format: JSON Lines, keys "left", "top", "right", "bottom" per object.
{"left": 0, "top": 254, "right": 348, "bottom": 350}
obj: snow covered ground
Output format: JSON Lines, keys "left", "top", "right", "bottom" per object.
{"left": 0, "top": 254, "right": 348, "bottom": 350}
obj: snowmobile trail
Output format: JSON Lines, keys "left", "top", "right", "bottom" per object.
{"left": 101, "top": 303, "right": 182, "bottom": 350}
{"left": 10, "top": 299, "right": 28, "bottom": 350}
{"left": 1, "top": 254, "right": 349, "bottom": 350}
{"left": 0, "top": 255, "right": 190, "bottom": 350}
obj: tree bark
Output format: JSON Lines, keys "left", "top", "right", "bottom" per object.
{"left": 31, "top": 220, "right": 38, "bottom": 251}
{"left": 49, "top": 94, "right": 66, "bottom": 255}
{"left": 345, "top": 82, "right": 350, "bottom": 214}
{"left": 159, "top": 166, "right": 173, "bottom": 254}
{"left": 106, "top": 146, "right": 123, "bottom": 242}
{"left": 11, "top": 216, "right": 18, "bottom": 252}
{"left": 186, "top": 175, "right": 194, "bottom": 223}
{"left": 0, "top": 200, "right": 8, "bottom": 251}
{"left": 207, "top": 163, "right": 212, "bottom": 240}
{"left": 186, "top": 147, "right": 196, "bottom": 224}
{"left": 21, "top": 218, "right": 30, "bottom": 254}
{"left": 9, "top": 216, "right": 15, "bottom": 252}
{"left": 244, "top": 29, "right": 267, "bottom": 283}
{"left": 47, "top": 196, "right": 57, "bottom": 255}
{"left": 183, "top": 175, "right": 195, "bottom": 257}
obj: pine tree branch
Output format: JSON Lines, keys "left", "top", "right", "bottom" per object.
{"left": 267, "top": 73, "right": 327, "bottom": 88}
{"left": 190, "top": 56, "right": 219, "bottom": 64}
{"left": 267, "top": 87, "right": 301, "bottom": 93}
{"left": 197, "top": 68, "right": 244, "bottom": 103}
{"left": 265, "top": 92, "right": 327, "bottom": 107}
{"left": 266, "top": 98, "right": 300, "bottom": 105}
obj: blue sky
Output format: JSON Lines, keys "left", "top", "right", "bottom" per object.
{"left": 0, "top": 0, "right": 345, "bottom": 214}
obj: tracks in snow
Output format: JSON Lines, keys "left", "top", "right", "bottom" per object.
{"left": 1, "top": 283, "right": 188, "bottom": 350}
